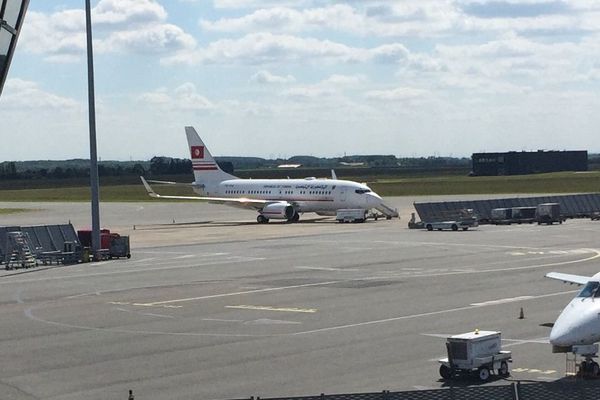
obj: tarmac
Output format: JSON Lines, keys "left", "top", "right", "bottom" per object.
{"left": 1, "top": 197, "right": 600, "bottom": 400}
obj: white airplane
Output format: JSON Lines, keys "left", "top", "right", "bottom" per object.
{"left": 546, "top": 271, "right": 600, "bottom": 374}
{"left": 141, "top": 127, "right": 399, "bottom": 224}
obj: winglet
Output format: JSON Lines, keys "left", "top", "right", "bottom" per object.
{"left": 331, "top": 169, "right": 337, "bottom": 180}
{"left": 140, "top": 176, "right": 160, "bottom": 198}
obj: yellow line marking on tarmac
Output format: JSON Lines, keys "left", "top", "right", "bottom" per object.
{"left": 226, "top": 305, "right": 317, "bottom": 313}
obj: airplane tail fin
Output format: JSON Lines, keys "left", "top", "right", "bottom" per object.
{"left": 185, "top": 126, "right": 237, "bottom": 184}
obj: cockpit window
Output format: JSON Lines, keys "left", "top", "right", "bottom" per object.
{"left": 578, "top": 281, "right": 600, "bottom": 298}
{"left": 355, "top": 189, "right": 371, "bottom": 194}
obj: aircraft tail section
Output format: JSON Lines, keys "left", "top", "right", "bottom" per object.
{"left": 185, "top": 126, "right": 237, "bottom": 184}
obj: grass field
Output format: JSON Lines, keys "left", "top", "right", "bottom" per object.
{"left": 0, "top": 171, "right": 598, "bottom": 201}
{"left": 0, "top": 208, "right": 36, "bottom": 215}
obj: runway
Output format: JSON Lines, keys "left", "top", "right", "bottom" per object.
{"left": 1, "top": 200, "right": 600, "bottom": 399}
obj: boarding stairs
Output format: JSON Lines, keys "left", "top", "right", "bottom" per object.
{"left": 5, "top": 231, "right": 37, "bottom": 270}
{"left": 375, "top": 202, "right": 399, "bottom": 219}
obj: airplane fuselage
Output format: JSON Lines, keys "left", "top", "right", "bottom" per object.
{"left": 195, "top": 178, "right": 382, "bottom": 213}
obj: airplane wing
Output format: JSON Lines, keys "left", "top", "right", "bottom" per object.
{"left": 545, "top": 272, "right": 592, "bottom": 286}
{"left": 140, "top": 176, "right": 269, "bottom": 209}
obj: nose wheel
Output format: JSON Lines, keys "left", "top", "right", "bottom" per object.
{"left": 579, "top": 357, "right": 600, "bottom": 377}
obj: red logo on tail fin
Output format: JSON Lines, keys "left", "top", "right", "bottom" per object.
{"left": 191, "top": 146, "right": 204, "bottom": 159}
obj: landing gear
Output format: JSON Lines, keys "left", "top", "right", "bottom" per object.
{"left": 287, "top": 212, "right": 300, "bottom": 223}
{"left": 579, "top": 358, "right": 600, "bottom": 377}
{"left": 257, "top": 215, "right": 269, "bottom": 224}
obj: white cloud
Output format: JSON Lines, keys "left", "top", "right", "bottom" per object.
{"left": 200, "top": 1, "right": 600, "bottom": 38}
{"left": 212, "top": 0, "right": 312, "bottom": 9}
{"left": 138, "top": 83, "right": 215, "bottom": 112}
{"left": 283, "top": 74, "right": 366, "bottom": 100}
{"left": 99, "top": 24, "right": 196, "bottom": 54}
{"left": 0, "top": 79, "right": 80, "bottom": 110}
{"left": 19, "top": 0, "right": 195, "bottom": 62}
{"left": 164, "top": 32, "right": 411, "bottom": 65}
{"left": 365, "top": 87, "right": 428, "bottom": 102}
{"left": 163, "top": 32, "right": 366, "bottom": 65}
{"left": 94, "top": 0, "right": 167, "bottom": 26}
{"left": 322, "top": 74, "right": 366, "bottom": 86}
{"left": 283, "top": 86, "right": 335, "bottom": 99}
{"left": 251, "top": 70, "right": 296, "bottom": 84}
{"left": 201, "top": 5, "right": 363, "bottom": 34}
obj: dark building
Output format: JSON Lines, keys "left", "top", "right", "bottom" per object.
{"left": 472, "top": 150, "right": 588, "bottom": 176}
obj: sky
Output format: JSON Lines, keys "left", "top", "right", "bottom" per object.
{"left": 1, "top": 0, "right": 600, "bottom": 161}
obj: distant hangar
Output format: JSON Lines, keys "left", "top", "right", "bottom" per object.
{"left": 472, "top": 150, "right": 588, "bottom": 176}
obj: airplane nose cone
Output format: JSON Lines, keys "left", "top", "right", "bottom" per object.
{"left": 550, "top": 304, "right": 598, "bottom": 346}
{"left": 550, "top": 321, "right": 577, "bottom": 346}
{"left": 366, "top": 192, "right": 382, "bottom": 206}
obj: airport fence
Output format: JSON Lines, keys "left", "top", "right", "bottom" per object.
{"left": 414, "top": 193, "right": 600, "bottom": 223}
{"left": 229, "top": 380, "right": 600, "bottom": 400}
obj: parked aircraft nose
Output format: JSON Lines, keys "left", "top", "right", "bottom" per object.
{"left": 366, "top": 192, "right": 383, "bottom": 206}
{"left": 550, "top": 303, "right": 599, "bottom": 346}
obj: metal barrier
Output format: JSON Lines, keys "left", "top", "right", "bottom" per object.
{"left": 231, "top": 380, "right": 600, "bottom": 400}
{"left": 414, "top": 193, "right": 600, "bottom": 223}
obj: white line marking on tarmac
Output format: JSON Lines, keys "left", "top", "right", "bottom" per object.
{"left": 202, "top": 318, "right": 242, "bottom": 323}
{"left": 226, "top": 305, "right": 316, "bottom": 313}
{"left": 113, "top": 307, "right": 175, "bottom": 319}
{"left": 470, "top": 296, "right": 534, "bottom": 306}
{"left": 130, "top": 249, "right": 600, "bottom": 307}
{"left": 175, "top": 255, "right": 196, "bottom": 259}
{"left": 23, "top": 306, "right": 270, "bottom": 338}
{"left": 357, "top": 249, "right": 600, "bottom": 281}
{"left": 294, "top": 289, "right": 578, "bottom": 335}
{"left": 138, "top": 280, "right": 341, "bottom": 306}
{"left": 296, "top": 266, "right": 357, "bottom": 272}
{"left": 128, "top": 257, "right": 156, "bottom": 264}
{"left": 0, "top": 257, "right": 265, "bottom": 285}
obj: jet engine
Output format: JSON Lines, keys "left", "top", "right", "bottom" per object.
{"left": 260, "top": 202, "right": 295, "bottom": 220}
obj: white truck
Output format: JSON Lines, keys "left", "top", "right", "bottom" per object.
{"left": 424, "top": 209, "right": 478, "bottom": 231}
{"left": 438, "top": 330, "right": 512, "bottom": 381}
{"left": 336, "top": 209, "right": 367, "bottom": 223}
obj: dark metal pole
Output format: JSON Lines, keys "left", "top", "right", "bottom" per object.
{"left": 85, "top": 0, "right": 100, "bottom": 256}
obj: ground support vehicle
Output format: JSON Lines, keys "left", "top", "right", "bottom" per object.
{"left": 77, "top": 229, "right": 131, "bottom": 261}
{"left": 424, "top": 209, "right": 478, "bottom": 231}
{"left": 591, "top": 212, "right": 600, "bottom": 221}
{"left": 425, "top": 220, "right": 476, "bottom": 231}
{"left": 536, "top": 203, "right": 563, "bottom": 225}
{"left": 438, "top": 330, "right": 512, "bottom": 382}
{"left": 510, "top": 206, "right": 537, "bottom": 224}
{"left": 336, "top": 209, "right": 367, "bottom": 223}
{"left": 490, "top": 208, "right": 513, "bottom": 225}
{"left": 109, "top": 234, "right": 131, "bottom": 259}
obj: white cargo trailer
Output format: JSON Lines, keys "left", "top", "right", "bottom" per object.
{"left": 438, "top": 330, "right": 512, "bottom": 381}
{"left": 336, "top": 209, "right": 367, "bottom": 223}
